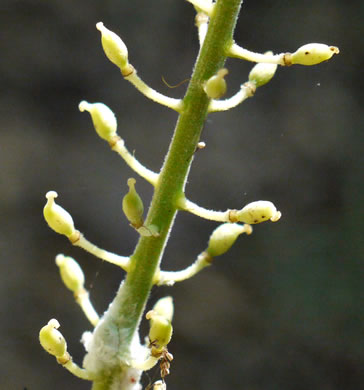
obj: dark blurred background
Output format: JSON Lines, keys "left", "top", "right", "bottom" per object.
{"left": 0, "top": 0, "right": 363, "bottom": 389}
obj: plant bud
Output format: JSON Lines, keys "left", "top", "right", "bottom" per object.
{"left": 152, "top": 296, "right": 174, "bottom": 322}
{"left": 39, "top": 319, "right": 67, "bottom": 358}
{"left": 122, "top": 178, "right": 144, "bottom": 228}
{"left": 291, "top": 43, "right": 339, "bottom": 66}
{"left": 153, "top": 380, "right": 167, "bottom": 390}
{"left": 248, "top": 52, "right": 278, "bottom": 87}
{"left": 207, "top": 223, "right": 251, "bottom": 257}
{"left": 204, "top": 68, "right": 228, "bottom": 99}
{"left": 148, "top": 314, "right": 173, "bottom": 350}
{"left": 79, "top": 101, "right": 117, "bottom": 142}
{"left": 55, "top": 254, "right": 85, "bottom": 293}
{"left": 96, "top": 22, "right": 129, "bottom": 70}
{"left": 43, "top": 191, "right": 75, "bottom": 237}
{"left": 236, "top": 200, "right": 281, "bottom": 224}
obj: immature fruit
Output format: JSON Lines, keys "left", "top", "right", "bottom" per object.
{"left": 291, "top": 43, "right": 339, "bottom": 66}
{"left": 122, "top": 178, "right": 144, "bottom": 228}
{"left": 236, "top": 200, "right": 281, "bottom": 224}
{"left": 43, "top": 191, "right": 75, "bottom": 237}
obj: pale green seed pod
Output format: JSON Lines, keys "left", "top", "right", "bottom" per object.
{"left": 152, "top": 296, "right": 174, "bottom": 322}
{"left": 204, "top": 68, "right": 228, "bottom": 99}
{"left": 236, "top": 200, "right": 281, "bottom": 224}
{"left": 207, "top": 223, "right": 251, "bottom": 257}
{"left": 39, "top": 319, "right": 67, "bottom": 357}
{"left": 55, "top": 254, "right": 85, "bottom": 293}
{"left": 96, "top": 22, "right": 129, "bottom": 70}
{"left": 148, "top": 314, "right": 173, "bottom": 349}
{"left": 248, "top": 52, "right": 278, "bottom": 87}
{"left": 291, "top": 43, "right": 339, "bottom": 66}
{"left": 79, "top": 101, "right": 117, "bottom": 142}
{"left": 43, "top": 191, "right": 75, "bottom": 237}
{"left": 122, "top": 178, "right": 144, "bottom": 228}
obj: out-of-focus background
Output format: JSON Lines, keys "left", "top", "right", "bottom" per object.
{"left": 0, "top": 0, "right": 363, "bottom": 389}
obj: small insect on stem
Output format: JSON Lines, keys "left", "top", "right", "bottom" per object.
{"left": 149, "top": 339, "right": 174, "bottom": 379}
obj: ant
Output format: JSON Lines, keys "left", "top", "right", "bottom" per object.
{"left": 148, "top": 339, "right": 174, "bottom": 379}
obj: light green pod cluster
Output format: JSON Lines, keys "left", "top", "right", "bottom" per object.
{"left": 96, "top": 22, "right": 129, "bottom": 71}
{"left": 122, "top": 178, "right": 144, "bottom": 228}
{"left": 207, "top": 223, "right": 252, "bottom": 257}
{"left": 204, "top": 68, "right": 228, "bottom": 99}
{"left": 147, "top": 297, "right": 174, "bottom": 351}
{"left": 79, "top": 101, "right": 117, "bottom": 142}
{"left": 39, "top": 319, "right": 67, "bottom": 358}
{"left": 236, "top": 200, "right": 281, "bottom": 224}
{"left": 55, "top": 254, "right": 85, "bottom": 293}
{"left": 43, "top": 191, "right": 75, "bottom": 238}
{"left": 248, "top": 52, "right": 278, "bottom": 87}
{"left": 291, "top": 43, "right": 339, "bottom": 66}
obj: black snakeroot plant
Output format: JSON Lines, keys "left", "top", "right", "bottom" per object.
{"left": 39, "top": 1, "right": 339, "bottom": 389}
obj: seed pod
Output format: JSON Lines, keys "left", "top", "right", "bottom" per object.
{"left": 39, "top": 319, "right": 67, "bottom": 358}
{"left": 55, "top": 254, "right": 85, "bottom": 293}
{"left": 248, "top": 52, "right": 278, "bottom": 87}
{"left": 148, "top": 314, "right": 173, "bottom": 350}
{"left": 79, "top": 101, "right": 117, "bottom": 142}
{"left": 204, "top": 68, "right": 228, "bottom": 99}
{"left": 291, "top": 43, "right": 339, "bottom": 66}
{"left": 236, "top": 200, "right": 281, "bottom": 224}
{"left": 43, "top": 191, "right": 75, "bottom": 237}
{"left": 122, "top": 178, "right": 144, "bottom": 228}
{"left": 207, "top": 223, "right": 251, "bottom": 257}
{"left": 96, "top": 22, "right": 129, "bottom": 70}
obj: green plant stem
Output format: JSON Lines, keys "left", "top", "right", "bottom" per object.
{"left": 91, "top": 0, "right": 242, "bottom": 388}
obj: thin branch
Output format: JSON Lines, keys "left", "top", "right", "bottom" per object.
{"left": 156, "top": 252, "right": 211, "bottom": 286}
{"left": 228, "top": 43, "right": 286, "bottom": 64}
{"left": 208, "top": 82, "right": 255, "bottom": 112}
{"left": 124, "top": 69, "right": 183, "bottom": 112}
{"left": 111, "top": 138, "right": 159, "bottom": 186}
{"left": 71, "top": 233, "right": 130, "bottom": 271}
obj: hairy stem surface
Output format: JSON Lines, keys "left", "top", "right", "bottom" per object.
{"left": 92, "top": 1, "right": 242, "bottom": 388}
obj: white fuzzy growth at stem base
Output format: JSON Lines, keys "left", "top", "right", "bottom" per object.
{"left": 111, "top": 138, "right": 159, "bottom": 186}
{"left": 72, "top": 234, "right": 130, "bottom": 271}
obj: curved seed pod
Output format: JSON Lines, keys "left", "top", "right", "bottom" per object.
{"left": 204, "top": 68, "right": 228, "bottom": 99}
{"left": 43, "top": 191, "right": 75, "bottom": 237}
{"left": 79, "top": 101, "right": 117, "bottom": 142}
{"left": 39, "top": 319, "right": 67, "bottom": 358}
{"left": 291, "top": 43, "right": 339, "bottom": 66}
{"left": 236, "top": 200, "right": 281, "bottom": 224}
{"left": 207, "top": 223, "right": 252, "bottom": 257}
{"left": 122, "top": 178, "right": 144, "bottom": 228}
{"left": 55, "top": 254, "right": 85, "bottom": 293}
